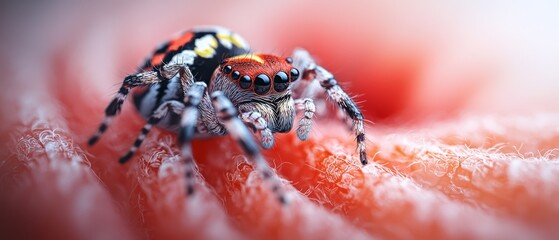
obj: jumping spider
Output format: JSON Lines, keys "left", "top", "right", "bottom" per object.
{"left": 89, "top": 26, "right": 368, "bottom": 204}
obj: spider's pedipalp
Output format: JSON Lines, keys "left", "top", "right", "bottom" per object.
{"left": 241, "top": 111, "right": 274, "bottom": 149}
{"left": 294, "top": 98, "right": 315, "bottom": 141}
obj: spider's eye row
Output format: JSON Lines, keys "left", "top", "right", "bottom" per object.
{"left": 274, "top": 71, "right": 289, "bottom": 92}
{"left": 223, "top": 64, "right": 296, "bottom": 94}
{"left": 290, "top": 68, "right": 299, "bottom": 81}
{"left": 254, "top": 74, "right": 271, "bottom": 95}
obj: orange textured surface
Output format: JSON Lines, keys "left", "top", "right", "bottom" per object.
{"left": 1, "top": 1, "right": 559, "bottom": 240}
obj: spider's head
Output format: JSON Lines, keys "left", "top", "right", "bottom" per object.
{"left": 212, "top": 54, "right": 299, "bottom": 133}
{"left": 216, "top": 54, "right": 299, "bottom": 96}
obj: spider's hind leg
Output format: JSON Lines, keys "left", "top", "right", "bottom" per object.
{"left": 88, "top": 71, "right": 164, "bottom": 145}
{"left": 88, "top": 64, "right": 193, "bottom": 146}
{"left": 119, "top": 100, "right": 185, "bottom": 164}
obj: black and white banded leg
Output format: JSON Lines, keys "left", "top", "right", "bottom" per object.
{"left": 292, "top": 48, "right": 368, "bottom": 165}
{"left": 211, "top": 91, "right": 287, "bottom": 204}
{"left": 89, "top": 64, "right": 194, "bottom": 145}
{"left": 294, "top": 98, "right": 315, "bottom": 141}
{"left": 177, "top": 82, "right": 207, "bottom": 195}
{"left": 240, "top": 111, "right": 274, "bottom": 149}
{"left": 119, "top": 100, "right": 185, "bottom": 164}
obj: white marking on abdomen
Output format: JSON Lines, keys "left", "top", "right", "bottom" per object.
{"left": 168, "top": 50, "right": 197, "bottom": 66}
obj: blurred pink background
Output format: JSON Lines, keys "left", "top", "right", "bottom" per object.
{"left": 3, "top": 1, "right": 559, "bottom": 124}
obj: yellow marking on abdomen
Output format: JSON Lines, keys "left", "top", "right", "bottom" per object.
{"left": 217, "top": 33, "right": 248, "bottom": 49}
{"left": 194, "top": 35, "right": 218, "bottom": 58}
{"left": 195, "top": 48, "right": 215, "bottom": 58}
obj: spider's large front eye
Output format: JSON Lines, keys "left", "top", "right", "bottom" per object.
{"left": 254, "top": 74, "right": 271, "bottom": 95}
{"left": 274, "top": 71, "right": 289, "bottom": 92}
{"left": 290, "top": 68, "right": 300, "bottom": 81}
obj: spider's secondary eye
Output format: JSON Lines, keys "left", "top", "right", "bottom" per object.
{"left": 290, "top": 68, "right": 300, "bottom": 81}
{"left": 223, "top": 65, "right": 232, "bottom": 74}
{"left": 231, "top": 71, "right": 240, "bottom": 80}
{"left": 240, "top": 75, "right": 251, "bottom": 89}
{"left": 286, "top": 57, "right": 293, "bottom": 63}
{"left": 274, "top": 71, "right": 289, "bottom": 92}
{"left": 254, "top": 74, "right": 271, "bottom": 95}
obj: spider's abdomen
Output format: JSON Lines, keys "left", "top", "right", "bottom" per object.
{"left": 132, "top": 26, "right": 251, "bottom": 122}
{"left": 139, "top": 26, "right": 250, "bottom": 83}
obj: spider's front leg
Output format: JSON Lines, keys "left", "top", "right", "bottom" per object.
{"left": 211, "top": 91, "right": 287, "bottom": 204}
{"left": 177, "top": 82, "right": 207, "bottom": 195}
{"left": 291, "top": 48, "right": 368, "bottom": 165}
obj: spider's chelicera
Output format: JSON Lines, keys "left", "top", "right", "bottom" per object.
{"left": 89, "top": 26, "right": 368, "bottom": 204}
